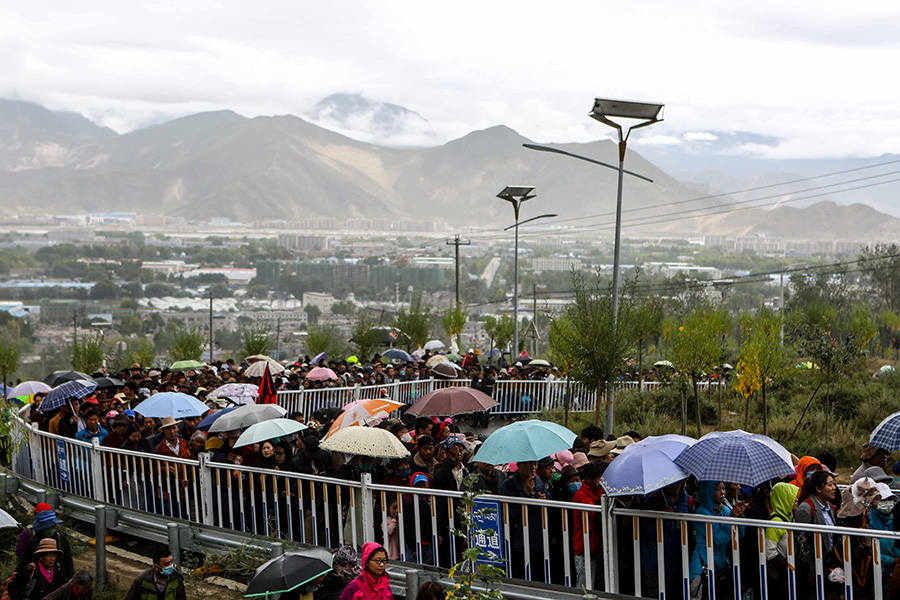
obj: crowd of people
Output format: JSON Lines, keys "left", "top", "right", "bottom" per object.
{"left": 9, "top": 354, "right": 900, "bottom": 600}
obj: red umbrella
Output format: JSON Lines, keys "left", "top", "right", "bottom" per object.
{"left": 406, "top": 386, "right": 498, "bottom": 416}
{"left": 258, "top": 363, "right": 278, "bottom": 405}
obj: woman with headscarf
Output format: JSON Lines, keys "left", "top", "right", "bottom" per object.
{"left": 765, "top": 482, "right": 799, "bottom": 600}
{"left": 689, "top": 481, "right": 746, "bottom": 600}
{"left": 338, "top": 543, "right": 393, "bottom": 600}
{"left": 792, "top": 456, "right": 823, "bottom": 490}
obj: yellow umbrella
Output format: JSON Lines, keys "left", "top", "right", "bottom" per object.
{"left": 426, "top": 355, "right": 449, "bottom": 368}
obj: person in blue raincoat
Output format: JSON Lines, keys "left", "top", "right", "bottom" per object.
{"left": 689, "top": 481, "right": 746, "bottom": 600}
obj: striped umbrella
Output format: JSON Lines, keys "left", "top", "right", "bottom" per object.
{"left": 39, "top": 380, "right": 98, "bottom": 413}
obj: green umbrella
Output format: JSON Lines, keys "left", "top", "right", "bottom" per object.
{"left": 446, "top": 353, "right": 462, "bottom": 362}
{"left": 171, "top": 360, "right": 205, "bottom": 370}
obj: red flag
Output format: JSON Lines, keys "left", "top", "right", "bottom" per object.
{"left": 258, "top": 362, "right": 277, "bottom": 405}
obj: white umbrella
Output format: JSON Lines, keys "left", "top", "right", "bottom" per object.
{"left": 246, "top": 361, "right": 285, "bottom": 377}
{"left": 0, "top": 508, "right": 18, "bottom": 528}
{"left": 320, "top": 426, "right": 410, "bottom": 458}
{"left": 209, "top": 404, "right": 287, "bottom": 433}
{"left": 235, "top": 418, "right": 308, "bottom": 448}
{"left": 424, "top": 340, "right": 445, "bottom": 351}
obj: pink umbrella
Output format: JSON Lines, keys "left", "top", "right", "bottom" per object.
{"left": 306, "top": 366, "right": 338, "bottom": 381}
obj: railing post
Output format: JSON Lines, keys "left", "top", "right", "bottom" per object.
{"left": 360, "top": 472, "right": 375, "bottom": 544}
{"left": 29, "top": 424, "right": 45, "bottom": 485}
{"left": 601, "top": 495, "right": 614, "bottom": 593}
{"left": 94, "top": 505, "right": 107, "bottom": 589}
{"left": 90, "top": 438, "right": 106, "bottom": 502}
{"left": 197, "top": 453, "right": 213, "bottom": 526}
{"left": 271, "top": 542, "right": 284, "bottom": 558}
{"left": 167, "top": 523, "right": 181, "bottom": 567}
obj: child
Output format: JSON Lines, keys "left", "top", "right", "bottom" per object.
{"left": 386, "top": 497, "right": 400, "bottom": 560}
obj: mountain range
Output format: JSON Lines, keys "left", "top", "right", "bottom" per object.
{"left": 0, "top": 96, "right": 898, "bottom": 242}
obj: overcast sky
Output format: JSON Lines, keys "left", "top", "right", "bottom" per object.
{"left": 4, "top": 1, "right": 900, "bottom": 159}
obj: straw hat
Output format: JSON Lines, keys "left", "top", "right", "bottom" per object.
{"left": 587, "top": 440, "right": 616, "bottom": 459}
{"left": 609, "top": 435, "right": 635, "bottom": 456}
{"left": 159, "top": 416, "right": 181, "bottom": 429}
{"left": 35, "top": 538, "right": 61, "bottom": 554}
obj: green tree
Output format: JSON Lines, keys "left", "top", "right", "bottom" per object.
{"left": 392, "top": 293, "right": 433, "bottom": 351}
{"left": 442, "top": 303, "right": 469, "bottom": 349}
{"left": 351, "top": 310, "right": 382, "bottom": 361}
{"left": 240, "top": 322, "right": 275, "bottom": 358}
{"left": 167, "top": 325, "right": 207, "bottom": 362}
{"left": 627, "top": 294, "right": 664, "bottom": 387}
{"left": 131, "top": 337, "right": 157, "bottom": 369}
{"left": 306, "top": 323, "right": 350, "bottom": 357}
{"left": 548, "top": 271, "right": 633, "bottom": 427}
{"left": 71, "top": 331, "right": 106, "bottom": 374}
{"left": 0, "top": 326, "right": 22, "bottom": 395}
{"left": 664, "top": 304, "right": 730, "bottom": 437}
{"left": 735, "top": 307, "right": 787, "bottom": 435}
{"left": 304, "top": 304, "right": 322, "bottom": 325}
{"left": 859, "top": 242, "right": 900, "bottom": 311}
{"left": 332, "top": 300, "right": 356, "bottom": 316}
{"left": 119, "top": 315, "right": 143, "bottom": 336}
{"left": 483, "top": 315, "right": 514, "bottom": 359}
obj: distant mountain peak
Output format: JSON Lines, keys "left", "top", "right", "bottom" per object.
{"left": 305, "top": 92, "right": 438, "bottom": 147}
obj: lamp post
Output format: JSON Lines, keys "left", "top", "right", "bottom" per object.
{"left": 588, "top": 97, "right": 664, "bottom": 435}
{"left": 497, "top": 185, "right": 557, "bottom": 360}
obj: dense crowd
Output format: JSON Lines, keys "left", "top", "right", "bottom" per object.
{"left": 10, "top": 353, "right": 900, "bottom": 600}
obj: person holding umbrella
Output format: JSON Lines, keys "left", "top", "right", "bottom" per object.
{"left": 338, "top": 543, "right": 392, "bottom": 600}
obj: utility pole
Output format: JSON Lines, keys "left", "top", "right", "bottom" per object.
{"left": 779, "top": 268, "right": 785, "bottom": 345}
{"left": 208, "top": 295, "right": 214, "bottom": 363}
{"left": 275, "top": 318, "right": 281, "bottom": 361}
{"left": 533, "top": 285, "right": 538, "bottom": 357}
{"left": 446, "top": 234, "right": 471, "bottom": 305}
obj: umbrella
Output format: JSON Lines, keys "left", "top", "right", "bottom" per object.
{"left": 868, "top": 411, "right": 900, "bottom": 451}
{"left": 311, "top": 351, "right": 329, "bottom": 365}
{"left": 235, "top": 418, "right": 308, "bottom": 448}
{"left": 8, "top": 381, "right": 51, "bottom": 398}
{"left": 674, "top": 430, "right": 795, "bottom": 487}
{"left": 196, "top": 406, "right": 241, "bottom": 431}
{"left": 40, "top": 380, "right": 98, "bottom": 413}
{"left": 257, "top": 363, "right": 278, "bottom": 405}
{"left": 382, "top": 349, "right": 413, "bottom": 363}
{"left": 207, "top": 383, "right": 258, "bottom": 405}
{"left": 654, "top": 360, "right": 674, "bottom": 369}
{"left": 0, "top": 508, "right": 19, "bottom": 529}
{"left": 446, "top": 353, "right": 462, "bottom": 362}
{"left": 95, "top": 377, "right": 125, "bottom": 390}
{"left": 246, "top": 361, "right": 285, "bottom": 377}
{"left": 432, "top": 363, "right": 458, "bottom": 379}
{"left": 245, "top": 549, "right": 333, "bottom": 598}
{"left": 43, "top": 371, "right": 94, "bottom": 387}
{"left": 134, "top": 392, "right": 210, "bottom": 419}
{"left": 426, "top": 355, "right": 449, "bottom": 368}
{"left": 528, "top": 359, "right": 551, "bottom": 368}
{"left": 424, "top": 340, "right": 445, "bottom": 351}
{"left": 244, "top": 354, "right": 272, "bottom": 363}
{"left": 473, "top": 420, "right": 577, "bottom": 465}
{"left": 170, "top": 360, "right": 205, "bottom": 371}
{"left": 320, "top": 426, "right": 410, "bottom": 458}
{"left": 600, "top": 435, "right": 696, "bottom": 497}
{"left": 209, "top": 404, "right": 288, "bottom": 433}
{"left": 306, "top": 367, "right": 338, "bottom": 381}
{"left": 407, "top": 386, "right": 498, "bottom": 416}
{"left": 324, "top": 399, "right": 406, "bottom": 440}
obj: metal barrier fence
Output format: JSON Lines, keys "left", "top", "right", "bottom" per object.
{"left": 21, "top": 420, "right": 890, "bottom": 600}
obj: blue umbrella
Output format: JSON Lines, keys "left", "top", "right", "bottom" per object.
{"left": 196, "top": 406, "right": 240, "bottom": 431}
{"left": 632, "top": 434, "right": 696, "bottom": 458}
{"left": 312, "top": 351, "right": 328, "bottom": 365}
{"left": 134, "top": 392, "right": 210, "bottom": 419}
{"left": 473, "top": 420, "right": 576, "bottom": 465}
{"left": 382, "top": 348, "right": 413, "bottom": 363}
{"left": 674, "top": 430, "right": 794, "bottom": 487}
{"left": 39, "top": 380, "right": 98, "bottom": 413}
{"left": 601, "top": 438, "right": 693, "bottom": 496}
{"left": 869, "top": 411, "right": 900, "bottom": 451}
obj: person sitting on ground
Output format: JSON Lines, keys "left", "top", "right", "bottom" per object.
{"left": 43, "top": 568, "right": 94, "bottom": 600}
{"left": 338, "top": 543, "right": 392, "bottom": 600}
{"left": 9, "top": 538, "right": 67, "bottom": 600}
{"left": 124, "top": 550, "right": 186, "bottom": 600}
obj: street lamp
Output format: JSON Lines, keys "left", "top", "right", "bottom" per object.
{"left": 497, "top": 185, "right": 557, "bottom": 360}
{"left": 589, "top": 96, "right": 664, "bottom": 435}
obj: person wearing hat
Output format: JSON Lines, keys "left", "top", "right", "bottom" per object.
{"left": 535, "top": 456, "right": 556, "bottom": 498}
{"left": 124, "top": 549, "right": 186, "bottom": 600}
{"left": 153, "top": 416, "right": 191, "bottom": 518}
{"left": 552, "top": 465, "right": 582, "bottom": 502}
{"left": 851, "top": 443, "right": 889, "bottom": 484}
{"left": 15, "top": 503, "right": 53, "bottom": 559}
{"left": 9, "top": 538, "right": 67, "bottom": 600}
{"left": 18, "top": 510, "right": 73, "bottom": 582}
{"left": 609, "top": 435, "right": 634, "bottom": 457}
{"left": 101, "top": 414, "right": 131, "bottom": 449}
{"left": 472, "top": 459, "right": 505, "bottom": 495}
{"left": 586, "top": 439, "right": 616, "bottom": 464}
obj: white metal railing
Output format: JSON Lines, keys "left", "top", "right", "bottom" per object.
{"left": 15, "top": 420, "right": 886, "bottom": 600}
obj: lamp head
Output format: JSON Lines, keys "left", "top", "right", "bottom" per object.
{"left": 497, "top": 186, "right": 536, "bottom": 220}
{"left": 589, "top": 97, "right": 664, "bottom": 131}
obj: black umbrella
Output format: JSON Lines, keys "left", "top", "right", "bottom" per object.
{"left": 245, "top": 549, "right": 333, "bottom": 598}
{"left": 95, "top": 377, "right": 125, "bottom": 390}
{"left": 43, "top": 371, "right": 95, "bottom": 387}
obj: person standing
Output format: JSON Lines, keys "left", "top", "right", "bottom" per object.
{"left": 124, "top": 550, "right": 186, "bottom": 600}
{"left": 18, "top": 510, "right": 74, "bottom": 582}
{"left": 338, "top": 543, "right": 393, "bottom": 600}
{"left": 43, "top": 569, "right": 94, "bottom": 600}
{"left": 8, "top": 539, "right": 66, "bottom": 600}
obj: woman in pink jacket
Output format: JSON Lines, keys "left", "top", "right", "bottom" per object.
{"left": 338, "top": 543, "right": 393, "bottom": 600}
